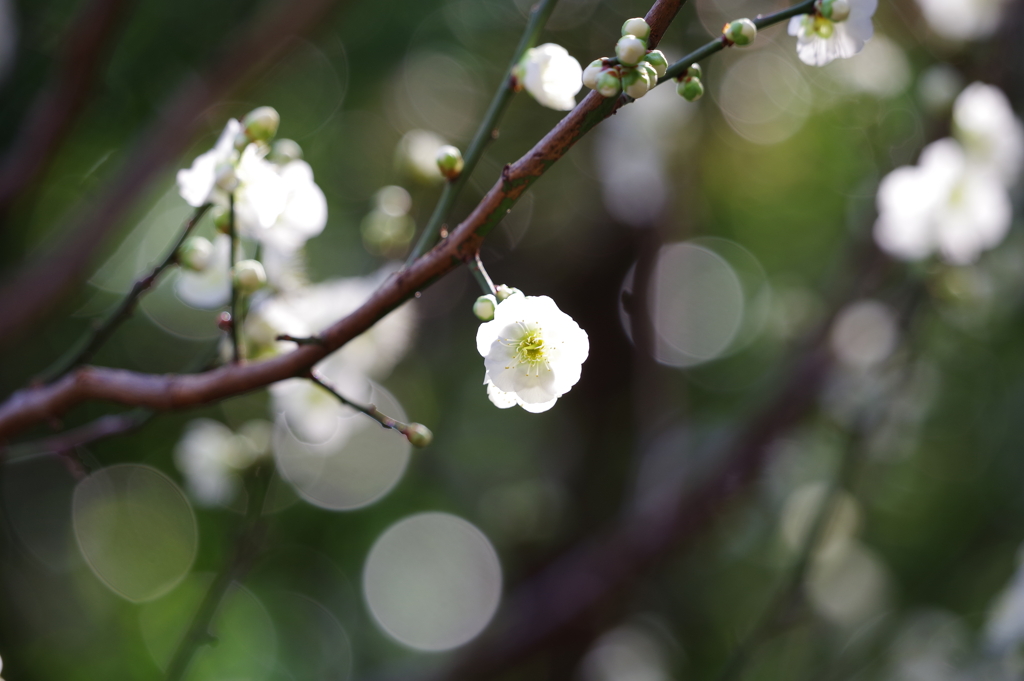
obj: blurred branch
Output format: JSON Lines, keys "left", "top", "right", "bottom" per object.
{"left": 0, "top": 0, "right": 353, "bottom": 347}
{"left": 406, "top": 0, "right": 562, "bottom": 263}
{"left": 40, "top": 204, "right": 210, "bottom": 383}
{"left": 228, "top": 194, "right": 241, "bottom": 363}
{"left": 163, "top": 463, "right": 272, "bottom": 681}
{"left": 0, "top": 0, "right": 134, "bottom": 218}
{"left": 0, "top": 408, "right": 151, "bottom": 462}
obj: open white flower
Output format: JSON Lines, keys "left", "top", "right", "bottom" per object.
{"left": 175, "top": 233, "right": 233, "bottom": 308}
{"left": 873, "top": 138, "right": 1012, "bottom": 264}
{"left": 231, "top": 149, "right": 328, "bottom": 252}
{"left": 176, "top": 119, "right": 241, "bottom": 207}
{"left": 952, "top": 82, "right": 1024, "bottom": 183}
{"left": 174, "top": 419, "right": 270, "bottom": 506}
{"left": 517, "top": 43, "right": 583, "bottom": 111}
{"left": 476, "top": 292, "right": 589, "bottom": 411}
{"left": 788, "top": 0, "right": 877, "bottom": 66}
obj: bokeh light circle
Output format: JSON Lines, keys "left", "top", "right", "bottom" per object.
{"left": 363, "top": 512, "right": 502, "bottom": 651}
{"left": 717, "top": 52, "right": 812, "bottom": 145}
{"left": 273, "top": 383, "right": 411, "bottom": 511}
{"left": 72, "top": 464, "right": 197, "bottom": 602}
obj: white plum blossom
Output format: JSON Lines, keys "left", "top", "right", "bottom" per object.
{"left": 176, "top": 119, "right": 242, "bottom": 207}
{"left": 245, "top": 266, "right": 415, "bottom": 442}
{"left": 874, "top": 82, "right": 1023, "bottom": 265}
{"left": 174, "top": 419, "right": 271, "bottom": 506}
{"left": 788, "top": 0, "right": 878, "bottom": 66}
{"left": 873, "top": 138, "right": 1012, "bottom": 264}
{"left": 476, "top": 292, "right": 589, "bottom": 412}
{"left": 952, "top": 82, "right": 1024, "bottom": 183}
{"left": 516, "top": 43, "right": 583, "bottom": 111}
{"left": 175, "top": 233, "right": 233, "bottom": 308}
{"left": 914, "top": 0, "right": 1009, "bottom": 42}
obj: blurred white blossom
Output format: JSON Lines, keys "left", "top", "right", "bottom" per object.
{"left": 788, "top": 0, "right": 877, "bottom": 66}
{"left": 174, "top": 419, "right": 271, "bottom": 506}
{"left": 176, "top": 119, "right": 241, "bottom": 208}
{"left": 985, "top": 545, "right": 1024, "bottom": 653}
{"left": 516, "top": 43, "right": 583, "bottom": 111}
{"left": 874, "top": 82, "right": 1022, "bottom": 265}
{"left": 396, "top": 129, "right": 446, "bottom": 183}
{"left": 476, "top": 292, "right": 589, "bottom": 412}
{"left": 246, "top": 266, "right": 415, "bottom": 441}
{"left": 175, "top": 233, "right": 232, "bottom": 308}
{"left": 914, "top": 0, "right": 1009, "bottom": 42}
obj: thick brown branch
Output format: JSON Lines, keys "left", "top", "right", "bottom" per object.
{"left": 0, "top": 0, "right": 351, "bottom": 346}
{"left": 0, "top": 0, "right": 690, "bottom": 440}
{"left": 0, "top": 0, "right": 133, "bottom": 216}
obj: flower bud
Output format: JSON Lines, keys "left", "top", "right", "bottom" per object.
{"left": 686, "top": 63, "right": 703, "bottom": 80}
{"left": 233, "top": 259, "right": 267, "bottom": 294}
{"left": 436, "top": 145, "right": 464, "bottom": 180}
{"left": 215, "top": 162, "right": 238, "bottom": 193}
{"left": 242, "top": 106, "right": 280, "bottom": 142}
{"left": 623, "top": 67, "right": 652, "bottom": 99}
{"left": 818, "top": 0, "right": 850, "bottom": 21}
{"left": 495, "top": 284, "right": 521, "bottom": 301}
{"left": 404, "top": 422, "right": 433, "bottom": 448}
{"left": 595, "top": 69, "right": 622, "bottom": 98}
{"left": 615, "top": 35, "right": 647, "bottom": 67}
{"left": 269, "top": 138, "right": 303, "bottom": 164}
{"left": 643, "top": 50, "right": 668, "bottom": 78}
{"left": 638, "top": 61, "right": 660, "bottom": 88}
{"left": 213, "top": 207, "right": 232, "bottom": 234}
{"left": 621, "top": 17, "right": 651, "bottom": 41}
{"left": 678, "top": 77, "right": 704, "bottom": 101}
{"left": 218, "top": 311, "right": 233, "bottom": 332}
{"left": 179, "top": 236, "right": 214, "bottom": 272}
{"left": 582, "top": 59, "right": 604, "bottom": 90}
{"left": 724, "top": 18, "right": 757, "bottom": 46}
{"left": 473, "top": 294, "right": 497, "bottom": 321}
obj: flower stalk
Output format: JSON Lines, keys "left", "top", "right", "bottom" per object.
{"left": 469, "top": 252, "right": 497, "bottom": 297}
{"left": 307, "top": 372, "right": 432, "bottom": 447}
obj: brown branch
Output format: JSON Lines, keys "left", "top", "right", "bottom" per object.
{"left": 0, "top": 0, "right": 352, "bottom": 347}
{"left": 0, "top": 409, "right": 150, "bottom": 460}
{"left": 0, "top": 0, "right": 687, "bottom": 441}
{"left": 0, "top": 0, "right": 134, "bottom": 216}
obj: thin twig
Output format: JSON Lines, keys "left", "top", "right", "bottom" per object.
{"left": 228, "top": 194, "right": 241, "bottom": 363}
{"left": 0, "top": 0, "right": 134, "bottom": 217}
{"left": 405, "top": 0, "right": 562, "bottom": 264}
{"left": 0, "top": 409, "right": 152, "bottom": 463}
{"left": 40, "top": 204, "right": 210, "bottom": 382}
{"left": 163, "top": 463, "right": 272, "bottom": 681}
{"left": 307, "top": 373, "right": 425, "bottom": 443}
{"left": 468, "top": 253, "right": 497, "bottom": 297}
{"left": 0, "top": 0, "right": 354, "bottom": 347}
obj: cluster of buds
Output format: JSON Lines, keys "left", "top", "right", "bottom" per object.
{"left": 676, "top": 63, "right": 704, "bottom": 102}
{"left": 581, "top": 18, "right": 668, "bottom": 100}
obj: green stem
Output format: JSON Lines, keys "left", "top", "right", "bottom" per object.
{"left": 164, "top": 463, "right": 271, "bottom": 681}
{"left": 405, "top": 0, "right": 562, "bottom": 265}
{"left": 660, "top": 0, "right": 816, "bottom": 82}
{"left": 307, "top": 373, "right": 414, "bottom": 437}
{"left": 469, "top": 252, "right": 497, "bottom": 296}
{"left": 41, "top": 204, "right": 211, "bottom": 382}
{"left": 228, "top": 193, "right": 241, "bottom": 363}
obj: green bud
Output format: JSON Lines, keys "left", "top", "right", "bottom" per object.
{"left": 621, "top": 17, "right": 651, "bottom": 41}
{"left": 269, "top": 138, "right": 303, "bottom": 164}
{"left": 582, "top": 59, "right": 604, "bottom": 90}
{"left": 819, "top": 0, "right": 850, "bottom": 21}
{"left": 686, "top": 63, "right": 703, "bottom": 80}
{"left": 724, "top": 18, "right": 757, "bottom": 46}
{"left": 436, "top": 145, "right": 464, "bottom": 180}
{"left": 404, "top": 423, "right": 433, "bottom": 448}
{"left": 473, "top": 294, "right": 497, "bottom": 321}
{"left": 178, "top": 236, "right": 214, "bottom": 272}
{"left": 643, "top": 50, "right": 668, "bottom": 78}
{"left": 638, "top": 61, "right": 660, "bottom": 89}
{"left": 242, "top": 106, "right": 280, "bottom": 143}
{"left": 495, "top": 284, "right": 521, "bottom": 301}
{"left": 213, "top": 207, "right": 231, "bottom": 234}
{"left": 622, "top": 67, "right": 651, "bottom": 99}
{"left": 678, "top": 77, "right": 704, "bottom": 102}
{"left": 595, "top": 69, "right": 622, "bottom": 98}
{"left": 615, "top": 35, "right": 647, "bottom": 67}
{"left": 233, "top": 259, "right": 267, "bottom": 294}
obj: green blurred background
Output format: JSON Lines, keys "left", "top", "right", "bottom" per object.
{"left": 2, "top": 0, "right": 1024, "bottom": 679}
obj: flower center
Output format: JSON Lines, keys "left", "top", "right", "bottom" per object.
{"left": 812, "top": 16, "right": 835, "bottom": 38}
{"left": 515, "top": 331, "right": 548, "bottom": 365}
